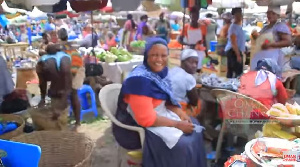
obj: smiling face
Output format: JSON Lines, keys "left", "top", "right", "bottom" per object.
{"left": 147, "top": 44, "right": 168, "bottom": 73}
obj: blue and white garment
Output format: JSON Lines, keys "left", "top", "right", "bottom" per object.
{"left": 38, "top": 51, "right": 71, "bottom": 70}
{"left": 123, "top": 65, "right": 180, "bottom": 107}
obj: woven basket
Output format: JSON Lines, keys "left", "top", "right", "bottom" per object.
{"left": 28, "top": 106, "right": 69, "bottom": 131}
{"left": 12, "top": 131, "right": 94, "bottom": 167}
{"left": 0, "top": 114, "right": 25, "bottom": 140}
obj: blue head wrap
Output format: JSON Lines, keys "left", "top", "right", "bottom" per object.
{"left": 120, "top": 37, "right": 179, "bottom": 106}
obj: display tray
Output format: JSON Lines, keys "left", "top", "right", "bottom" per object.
{"left": 200, "top": 83, "right": 237, "bottom": 92}
{"left": 245, "top": 137, "right": 299, "bottom": 166}
{"left": 269, "top": 115, "right": 300, "bottom": 127}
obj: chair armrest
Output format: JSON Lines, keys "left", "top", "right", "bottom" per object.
{"left": 103, "top": 106, "right": 145, "bottom": 148}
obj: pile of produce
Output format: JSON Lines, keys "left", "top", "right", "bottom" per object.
{"left": 198, "top": 73, "right": 240, "bottom": 90}
{"left": 266, "top": 103, "right": 300, "bottom": 117}
{"left": 262, "top": 123, "right": 297, "bottom": 140}
{"left": 262, "top": 102, "right": 300, "bottom": 140}
{"left": 96, "top": 47, "right": 133, "bottom": 63}
{"left": 168, "top": 40, "right": 183, "bottom": 49}
{"left": 0, "top": 117, "right": 18, "bottom": 135}
{"left": 130, "top": 40, "right": 146, "bottom": 48}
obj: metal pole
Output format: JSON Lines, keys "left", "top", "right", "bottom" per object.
{"left": 181, "top": 0, "right": 187, "bottom": 51}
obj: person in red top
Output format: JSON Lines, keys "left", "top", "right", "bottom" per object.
{"left": 105, "top": 31, "right": 117, "bottom": 49}
{"left": 178, "top": 6, "right": 207, "bottom": 72}
{"left": 238, "top": 58, "right": 288, "bottom": 109}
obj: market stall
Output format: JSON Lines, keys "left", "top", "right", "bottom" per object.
{"left": 1, "top": 42, "right": 29, "bottom": 59}
{"left": 82, "top": 47, "right": 144, "bottom": 83}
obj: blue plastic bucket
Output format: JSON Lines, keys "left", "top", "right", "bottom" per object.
{"left": 210, "top": 41, "right": 218, "bottom": 52}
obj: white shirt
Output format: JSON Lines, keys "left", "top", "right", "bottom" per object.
{"left": 169, "top": 67, "right": 196, "bottom": 103}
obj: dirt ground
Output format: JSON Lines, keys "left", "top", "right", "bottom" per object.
{"left": 78, "top": 118, "right": 118, "bottom": 167}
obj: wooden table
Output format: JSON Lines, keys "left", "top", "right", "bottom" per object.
{"left": 1, "top": 42, "right": 29, "bottom": 59}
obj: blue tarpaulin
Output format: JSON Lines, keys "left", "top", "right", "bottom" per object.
{"left": 0, "top": 14, "right": 9, "bottom": 27}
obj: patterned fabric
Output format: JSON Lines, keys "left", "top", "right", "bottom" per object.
{"left": 62, "top": 44, "right": 83, "bottom": 74}
{"left": 255, "top": 58, "right": 280, "bottom": 96}
{"left": 125, "top": 65, "right": 180, "bottom": 106}
{"left": 121, "top": 37, "right": 179, "bottom": 107}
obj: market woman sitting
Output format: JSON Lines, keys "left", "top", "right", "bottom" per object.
{"left": 239, "top": 58, "right": 288, "bottom": 109}
{"left": 113, "top": 37, "right": 207, "bottom": 167}
{"left": 169, "top": 49, "right": 201, "bottom": 117}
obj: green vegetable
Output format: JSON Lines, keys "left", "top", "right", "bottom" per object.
{"left": 110, "top": 47, "right": 120, "bottom": 56}
{"left": 117, "top": 55, "right": 131, "bottom": 62}
{"left": 104, "top": 52, "right": 118, "bottom": 63}
{"left": 130, "top": 40, "right": 146, "bottom": 48}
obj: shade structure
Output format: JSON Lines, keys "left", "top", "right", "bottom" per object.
{"left": 211, "top": 0, "right": 255, "bottom": 8}
{"left": 28, "top": 7, "right": 48, "bottom": 20}
{"left": 100, "top": 6, "right": 113, "bottom": 13}
{"left": 56, "top": 10, "right": 79, "bottom": 18}
{"left": 168, "top": 11, "right": 190, "bottom": 20}
{"left": 70, "top": 0, "right": 108, "bottom": 12}
{"left": 111, "top": 0, "right": 142, "bottom": 12}
{"left": 254, "top": 0, "right": 294, "bottom": 6}
{"left": 5, "top": 0, "right": 60, "bottom": 11}
{"left": 5, "top": 0, "right": 68, "bottom": 13}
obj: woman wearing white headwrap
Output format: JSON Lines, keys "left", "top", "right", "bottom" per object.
{"left": 169, "top": 49, "right": 200, "bottom": 117}
{"left": 250, "top": 5, "right": 293, "bottom": 74}
{"left": 239, "top": 58, "right": 287, "bottom": 108}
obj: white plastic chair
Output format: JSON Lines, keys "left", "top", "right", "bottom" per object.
{"left": 99, "top": 83, "right": 145, "bottom": 167}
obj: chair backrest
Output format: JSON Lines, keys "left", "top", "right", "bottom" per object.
{"left": 211, "top": 89, "right": 268, "bottom": 119}
{"left": 99, "top": 83, "right": 122, "bottom": 121}
{"left": 211, "top": 89, "right": 269, "bottom": 138}
{"left": 0, "top": 139, "right": 41, "bottom": 167}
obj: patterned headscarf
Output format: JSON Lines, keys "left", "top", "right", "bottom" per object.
{"left": 255, "top": 58, "right": 280, "bottom": 96}
{"left": 121, "top": 37, "right": 179, "bottom": 107}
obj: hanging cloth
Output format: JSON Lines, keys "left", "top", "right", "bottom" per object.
{"left": 181, "top": 0, "right": 188, "bottom": 8}
{"left": 200, "top": 0, "right": 208, "bottom": 8}
{"left": 188, "top": 0, "right": 195, "bottom": 8}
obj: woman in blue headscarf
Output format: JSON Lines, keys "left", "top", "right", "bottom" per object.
{"left": 113, "top": 37, "right": 207, "bottom": 167}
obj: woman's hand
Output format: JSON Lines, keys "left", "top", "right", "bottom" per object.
{"left": 178, "top": 112, "right": 192, "bottom": 123}
{"left": 175, "top": 121, "right": 194, "bottom": 134}
{"left": 166, "top": 104, "right": 192, "bottom": 123}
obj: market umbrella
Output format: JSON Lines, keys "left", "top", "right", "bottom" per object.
{"left": 28, "top": 7, "right": 48, "bottom": 20}
{"left": 169, "top": 11, "right": 190, "bottom": 20}
{"left": 254, "top": 0, "right": 294, "bottom": 6}
{"left": 70, "top": 0, "right": 108, "bottom": 13}
{"left": 211, "top": 0, "right": 254, "bottom": 8}
{"left": 5, "top": 0, "right": 61, "bottom": 11}
{"left": 111, "top": 0, "right": 142, "bottom": 12}
{"left": 100, "top": 6, "right": 113, "bottom": 13}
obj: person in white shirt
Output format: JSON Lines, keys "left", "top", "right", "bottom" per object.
{"left": 169, "top": 49, "right": 199, "bottom": 116}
